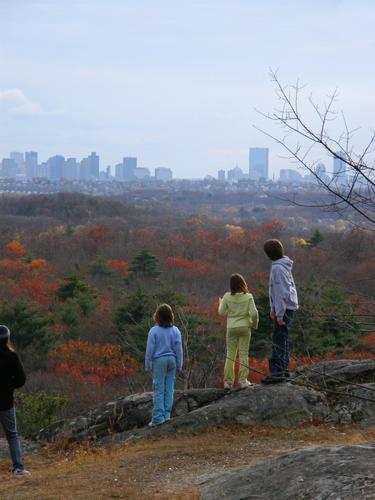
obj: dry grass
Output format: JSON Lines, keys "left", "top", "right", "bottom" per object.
{"left": 1, "top": 425, "right": 375, "bottom": 499}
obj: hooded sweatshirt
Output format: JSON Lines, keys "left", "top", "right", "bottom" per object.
{"left": 0, "top": 346, "right": 26, "bottom": 411}
{"left": 269, "top": 256, "right": 299, "bottom": 320}
{"left": 218, "top": 292, "right": 259, "bottom": 330}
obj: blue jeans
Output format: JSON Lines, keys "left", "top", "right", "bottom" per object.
{"left": 269, "top": 310, "right": 294, "bottom": 376}
{"left": 0, "top": 407, "right": 24, "bottom": 471}
{"left": 152, "top": 356, "right": 176, "bottom": 424}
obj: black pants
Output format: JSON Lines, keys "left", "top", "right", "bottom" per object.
{"left": 269, "top": 309, "right": 294, "bottom": 376}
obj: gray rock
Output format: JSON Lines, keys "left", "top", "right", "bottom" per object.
{"left": 99, "top": 383, "right": 330, "bottom": 446}
{"left": 33, "top": 388, "right": 226, "bottom": 443}
{"left": 293, "top": 359, "right": 375, "bottom": 388}
{"left": 199, "top": 445, "right": 375, "bottom": 500}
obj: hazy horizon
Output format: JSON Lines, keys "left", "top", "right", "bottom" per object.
{"left": 1, "top": 0, "right": 375, "bottom": 178}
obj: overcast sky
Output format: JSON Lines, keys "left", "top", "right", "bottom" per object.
{"left": 1, "top": 0, "right": 374, "bottom": 178}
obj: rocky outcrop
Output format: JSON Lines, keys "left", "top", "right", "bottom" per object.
{"left": 293, "top": 358, "right": 375, "bottom": 388}
{"left": 33, "top": 388, "right": 226, "bottom": 443}
{"left": 199, "top": 445, "right": 375, "bottom": 500}
{"left": 33, "top": 360, "right": 375, "bottom": 445}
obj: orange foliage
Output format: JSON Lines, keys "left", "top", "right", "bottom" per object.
{"left": 107, "top": 259, "right": 129, "bottom": 275}
{"left": 166, "top": 256, "right": 217, "bottom": 275}
{"left": 49, "top": 340, "right": 139, "bottom": 386}
{"left": 29, "top": 258, "right": 47, "bottom": 270}
{"left": 5, "top": 240, "right": 26, "bottom": 258}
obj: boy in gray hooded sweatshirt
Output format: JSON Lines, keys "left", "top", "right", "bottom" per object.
{"left": 262, "top": 239, "right": 298, "bottom": 383}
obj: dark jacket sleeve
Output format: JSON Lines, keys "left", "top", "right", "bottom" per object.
{"left": 11, "top": 353, "right": 26, "bottom": 389}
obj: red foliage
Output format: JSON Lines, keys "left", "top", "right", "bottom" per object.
{"left": 166, "top": 256, "right": 217, "bottom": 275}
{"left": 49, "top": 340, "right": 139, "bottom": 386}
{"left": 107, "top": 259, "right": 129, "bottom": 275}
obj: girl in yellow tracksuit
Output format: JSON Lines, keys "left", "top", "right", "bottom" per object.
{"left": 218, "top": 274, "right": 259, "bottom": 389}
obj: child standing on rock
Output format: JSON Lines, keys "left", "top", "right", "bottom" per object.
{"left": 219, "top": 274, "right": 259, "bottom": 390}
{"left": 145, "top": 304, "right": 183, "bottom": 426}
{"left": 262, "top": 239, "right": 299, "bottom": 384}
{"left": 0, "top": 325, "right": 30, "bottom": 477}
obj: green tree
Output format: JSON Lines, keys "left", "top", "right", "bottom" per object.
{"left": 56, "top": 274, "right": 98, "bottom": 315}
{"left": 0, "top": 301, "right": 54, "bottom": 369}
{"left": 129, "top": 250, "right": 161, "bottom": 277}
{"left": 308, "top": 229, "right": 324, "bottom": 247}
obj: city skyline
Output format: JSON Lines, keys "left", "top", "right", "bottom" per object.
{"left": 1, "top": 1, "right": 375, "bottom": 178}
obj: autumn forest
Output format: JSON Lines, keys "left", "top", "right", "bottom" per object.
{"left": 1, "top": 192, "right": 374, "bottom": 433}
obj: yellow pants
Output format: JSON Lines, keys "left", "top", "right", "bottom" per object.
{"left": 223, "top": 327, "right": 251, "bottom": 384}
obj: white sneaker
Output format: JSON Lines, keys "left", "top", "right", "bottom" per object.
{"left": 148, "top": 420, "right": 165, "bottom": 427}
{"left": 240, "top": 380, "right": 253, "bottom": 389}
{"left": 224, "top": 382, "right": 233, "bottom": 390}
{"left": 13, "top": 468, "right": 30, "bottom": 478}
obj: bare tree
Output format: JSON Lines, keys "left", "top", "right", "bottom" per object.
{"left": 256, "top": 70, "right": 375, "bottom": 225}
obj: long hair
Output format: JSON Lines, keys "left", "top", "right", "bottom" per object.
{"left": 0, "top": 338, "right": 15, "bottom": 352}
{"left": 230, "top": 274, "right": 249, "bottom": 295}
{"left": 153, "top": 303, "right": 174, "bottom": 328}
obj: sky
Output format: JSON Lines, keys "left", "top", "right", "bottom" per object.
{"left": 1, "top": 0, "right": 375, "bottom": 178}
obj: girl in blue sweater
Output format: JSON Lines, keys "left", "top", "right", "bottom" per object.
{"left": 145, "top": 304, "right": 183, "bottom": 426}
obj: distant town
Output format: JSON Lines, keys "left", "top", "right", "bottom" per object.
{"left": 0, "top": 147, "right": 347, "bottom": 196}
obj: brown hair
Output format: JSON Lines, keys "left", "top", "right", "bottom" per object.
{"left": 263, "top": 239, "right": 284, "bottom": 261}
{"left": 230, "top": 274, "right": 248, "bottom": 295}
{"left": 154, "top": 303, "right": 174, "bottom": 328}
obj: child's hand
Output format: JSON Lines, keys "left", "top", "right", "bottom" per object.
{"left": 270, "top": 310, "right": 275, "bottom": 321}
{"left": 277, "top": 319, "right": 286, "bottom": 326}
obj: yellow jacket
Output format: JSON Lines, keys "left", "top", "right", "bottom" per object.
{"left": 218, "top": 292, "right": 259, "bottom": 330}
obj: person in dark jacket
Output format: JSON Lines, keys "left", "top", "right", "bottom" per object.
{"left": 0, "top": 325, "right": 30, "bottom": 477}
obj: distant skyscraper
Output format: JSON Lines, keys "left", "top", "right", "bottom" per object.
{"left": 115, "top": 163, "right": 125, "bottom": 180}
{"left": 333, "top": 152, "right": 347, "bottom": 186}
{"left": 65, "top": 158, "right": 78, "bottom": 180}
{"left": 155, "top": 167, "right": 172, "bottom": 182}
{"left": 25, "top": 151, "right": 38, "bottom": 179}
{"left": 48, "top": 155, "right": 65, "bottom": 180}
{"left": 1, "top": 158, "right": 17, "bottom": 177}
{"left": 10, "top": 152, "right": 24, "bottom": 174}
{"left": 218, "top": 169, "right": 226, "bottom": 182}
{"left": 249, "top": 148, "right": 269, "bottom": 181}
{"left": 123, "top": 157, "right": 137, "bottom": 181}
{"left": 87, "top": 152, "right": 99, "bottom": 179}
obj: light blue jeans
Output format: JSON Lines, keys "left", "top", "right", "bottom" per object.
{"left": 0, "top": 407, "right": 24, "bottom": 471}
{"left": 152, "top": 355, "right": 176, "bottom": 424}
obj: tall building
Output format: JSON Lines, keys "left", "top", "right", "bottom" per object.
{"left": 64, "top": 158, "right": 78, "bottom": 180}
{"left": 333, "top": 152, "right": 347, "bottom": 186}
{"left": 1, "top": 158, "right": 17, "bottom": 177}
{"left": 87, "top": 152, "right": 99, "bottom": 179}
{"left": 155, "top": 167, "right": 172, "bottom": 182}
{"left": 115, "top": 163, "right": 125, "bottom": 180}
{"left": 249, "top": 148, "right": 269, "bottom": 181}
{"left": 48, "top": 155, "right": 65, "bottom": 180}
{"left": 25, "top": 151, "right": 38, "bottom": 179}
{"left": 218, "top": 169, "right": 226, "bottom": 182}
{"left": 123, "top": 157, "right": 137, "bottom": 181}
{"left": 10, "top": 152, "right": 24, "bottom": 175}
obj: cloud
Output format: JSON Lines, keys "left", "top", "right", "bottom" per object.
{"left": 0, "top": 88, "right": 43, "bottom": 115}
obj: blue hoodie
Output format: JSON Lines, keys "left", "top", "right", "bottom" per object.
{"left": 269, "top": 256, "right": 299, "bottom": 320}
{"left": 145, "top": 325, "right": 183, "bottom": 370}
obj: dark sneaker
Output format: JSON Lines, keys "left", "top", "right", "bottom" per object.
{"left": 261, "top": 374, "right": 286, "bottom": 384}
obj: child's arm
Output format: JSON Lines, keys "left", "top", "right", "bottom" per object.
{"left": 173, "top": 327, "right": 183, "bottom": 370}
{"left": 218, "top": 295, "right": 228, "bottom": 316}
{"left": 145, "top": 329, "right": 155, "bottom": 370}
{"left": 11, "top": 353, "right": 26, "bottom": 389}
{"left": 272, "top": 267, "right": 289, "bottom": 321}
{"left": 249, "top": 296, "right": 259, "bottom": 330}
